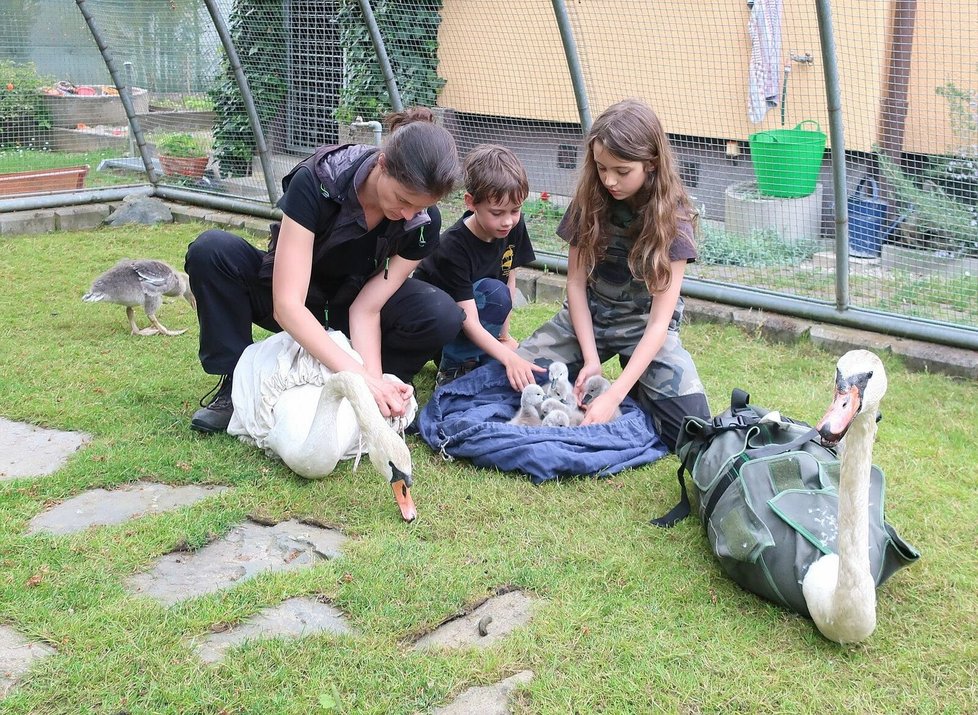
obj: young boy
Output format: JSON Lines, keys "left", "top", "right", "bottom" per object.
{"left": 413, "top": 144, "right": 545, "bottom": 391}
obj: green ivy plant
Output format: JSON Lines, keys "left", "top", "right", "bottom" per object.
{"left": 334, "top": 0, "right": 446, "bottom": 124}
{"left": 208, "top": 0, "right": 287, "bottom": 178}
{"left": 0, "top": 60, "right": 54, "bottom": 149}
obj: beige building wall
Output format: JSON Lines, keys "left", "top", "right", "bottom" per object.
{"left": 436, "top": 0, "right": 975, "bottom": 155}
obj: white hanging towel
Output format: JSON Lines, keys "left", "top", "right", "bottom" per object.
{"left": 747, "top": 0, "right": 784, "bottom": 123}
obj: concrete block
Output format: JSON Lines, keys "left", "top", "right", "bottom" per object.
{"left": 515, "top": 268, "right": 540, "bottom": 303}
{"left": 169, "top": 205, "right": 212, "bottom": 224}
{"left": 54, "top": 204, "right": 111, "bottom": 231}
{"left": 535, "top": 272, "right": 566, "bottom": 304}
{"left": 809, "top": 324, "right": 894, "bottom": 356}
{"left": 0, "top": 210, "right": 56, "bottom": 236}
{"left": 241, "top": 217, "right": 273, "bottom": 238}
{"left": 203, "top": 211, "right": 246, "bottom": 229}
{"left": 731, "top": 308, "right": 810, "bottom": 344}
{"left": 889, "top": 339, "right": 978, "bottom": 380}
{"left": 683, "top": 297, "right": 735, "bottom": 325}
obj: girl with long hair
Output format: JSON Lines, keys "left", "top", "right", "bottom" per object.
{"left": 518, "top": 98, "right": 710, "bottom": 451}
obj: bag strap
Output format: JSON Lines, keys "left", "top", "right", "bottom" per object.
{"left": 651, "top": 390, "right": 760, "bottom": 529}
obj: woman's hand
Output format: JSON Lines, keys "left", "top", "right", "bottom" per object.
{"left": 367, "top": 375, "right": 413, "bottom": 418}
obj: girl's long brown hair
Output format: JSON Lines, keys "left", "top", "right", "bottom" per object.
{"left": 568, "top": 98, "right": 695, "bottom": 293}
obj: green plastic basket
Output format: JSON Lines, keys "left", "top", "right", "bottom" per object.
{"left": 748, "top": 120, "right": 827, "bottom": 198}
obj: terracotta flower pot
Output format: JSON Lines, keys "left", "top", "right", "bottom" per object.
{"left": 160, "top": 155, "right": 208, "bottom": 179}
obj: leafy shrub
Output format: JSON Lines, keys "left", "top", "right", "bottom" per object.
{"left": 698, "top": 224, "right": 818, "bottom": 267}
{"left": 153, "top": 132, "right": 209, "bottom": 158}
{"left": 0, "top": 61, "right": 54, "bottom": 149}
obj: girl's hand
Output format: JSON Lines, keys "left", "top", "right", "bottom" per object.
{"left": 580, "top": 390, "right": 623, "bottom": 426}
{"left": 367, "top": 375, "right": 413, "bottom": 418}
{"left": 502, "top": 353, "right": 547, "bottom": 392}
{"left": 573, "top": 362, "right": 604, "bottom": 406}
{"left": 498, "top": 334, "right": 519, "bottom": 350}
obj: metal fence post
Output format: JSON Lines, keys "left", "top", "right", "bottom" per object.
{"left": 356, "top": 0, "right": 403, "bottom": 113}
{"left": 551, "top": 0, "right": 592, "bottom": 133}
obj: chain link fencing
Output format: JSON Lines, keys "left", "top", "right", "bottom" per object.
{"left": 0, "top": 0, "right": 975, "bottom": 344}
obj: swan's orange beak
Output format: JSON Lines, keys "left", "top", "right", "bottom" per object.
{"left": 391, "top": 479, "right": 416, "bottom": 522}
{"left": 816, "top": 384, "right": 861, "bottom": 447}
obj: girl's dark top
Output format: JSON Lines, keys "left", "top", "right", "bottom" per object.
{"left": 413, "top": 212, "right": 536, "bottom": 303}
{"left": 257, "top": 144, "right": 441, "bottom": 307}
{"left": 556, "top": 199, "right": 697, "bottom": 263}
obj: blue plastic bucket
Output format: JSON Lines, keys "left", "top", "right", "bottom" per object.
{"left": 847, "top": 177, "right": 887, "bottom": 258}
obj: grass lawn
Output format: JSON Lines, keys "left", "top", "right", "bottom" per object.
{"left": 0, "top": 222, "right": 975, "bottom": 714}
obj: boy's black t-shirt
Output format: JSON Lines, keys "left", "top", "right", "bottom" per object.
{"left": 414, "top": 212, "right": 536, "bottom": 303}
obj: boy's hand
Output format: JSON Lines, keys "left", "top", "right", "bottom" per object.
{"left": 502, "top": 353, "right": 547, "bottom": 392}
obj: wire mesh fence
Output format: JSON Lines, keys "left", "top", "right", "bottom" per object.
{"left": 0, "top": 0, "right": 975, "bottom": 341}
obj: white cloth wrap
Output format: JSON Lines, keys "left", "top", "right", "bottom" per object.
{"left": 227, "top": 330, "right": 417, "bottom": 464}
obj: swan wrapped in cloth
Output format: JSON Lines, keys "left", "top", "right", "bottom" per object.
{"left": 228, "top": 330, "right": 418, "bottom": 521}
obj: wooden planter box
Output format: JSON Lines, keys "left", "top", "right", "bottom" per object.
{"left": 0, "top": 165, "right": 89, "bottom": 197}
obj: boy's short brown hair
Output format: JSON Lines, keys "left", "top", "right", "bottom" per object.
{"left": 463, "top": 144, "right": 529, "bottom": 206}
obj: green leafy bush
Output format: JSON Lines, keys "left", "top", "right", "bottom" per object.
{"left": 153, "top": 132, "right": 209, "bottom": 158}
{"left": 0, "top": 60, "right": 54, "bottom": 149}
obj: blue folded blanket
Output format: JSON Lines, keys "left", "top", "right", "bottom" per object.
{"left": 415, "top": 361, "right": 668, "bottom": 484}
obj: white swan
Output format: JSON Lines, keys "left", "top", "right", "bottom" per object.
{"left": 228, "top": 331, "right": 417, "bottom": 522}
{"left": 801, "top": 349, "right": 887, "bottom": 644}
{"left": 508, "top": 384, "right": 546, "bottom": 426}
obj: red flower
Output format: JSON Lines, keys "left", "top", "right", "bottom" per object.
{"left": 540, "top": 191, "right": 550, "bottom": 202}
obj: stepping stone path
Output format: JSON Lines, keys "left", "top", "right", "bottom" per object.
{"left": 27, "top": 482, "right": 228, "bottom": 535}
{"left": 0, "top": 417, "right": 90, "bottom": 480}
{"left": 0, "top": 625, "right": 56, "bottom": 698}
{"left": 190, "top": 596, "right": 354, "bottom": 663}
{"left": 126, "top": 519, "right": 347, "bottom": 605}
{"left": 433, "top": 670, "right": 534, "bottom": 715}
{"left": 414, "top": 590, "right": 537, "bottom": 651}
{"left": 2, "top": 417, "right": 539, "bottom": 709}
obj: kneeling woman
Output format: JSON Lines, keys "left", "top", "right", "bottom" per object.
{"left": 186, "top": 108, "right": 465, "bottom": 432}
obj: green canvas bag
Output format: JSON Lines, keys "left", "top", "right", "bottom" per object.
{"left": 653, "top": 389, "right": 920, "bottom": 618}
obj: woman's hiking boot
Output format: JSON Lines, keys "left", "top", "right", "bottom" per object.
{"left": 190, "top": 375, "right": 233, "bottom": 433}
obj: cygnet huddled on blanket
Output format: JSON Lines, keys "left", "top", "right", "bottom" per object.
{"left": 542, "top": 408, "right": 571, "bottom": 427}
{"left": 547, "top": 361, "right": 576, "bottom": 408}
{"left": 582, "top": 375, "right": 623, "bottom": 420}
{"left": 508, "top": 384, "right": 546, "bottom": 426}
{"left": 541, "top": 396, "right": 584, "bottom": 427}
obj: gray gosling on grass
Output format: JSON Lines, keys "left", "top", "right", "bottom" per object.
{"left": 508, "top": 384, "right": 546, "bottom": 426}
{"left": 541, "top": 396, "right": 584, "bottom": 427}
{"left": 582, "top": 375, "right": 623, "bottom": 420}
{"left": 547, "top": 361, "right": 576, "bottom": 408}
{"left": 83, "top": 259, "right": 196, "bottom": 336}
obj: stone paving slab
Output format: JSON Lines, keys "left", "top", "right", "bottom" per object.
{"left": 0, "top": 625, "right": 56, "bottom": 699}
{"left": 414, "top": 590, "right": 536, "bottom": 651}
{"left": 126, "top": 519, "right": 347, "bottom": 606}
{"left": 26, "top": 482, "right": 230, "bottom": 535}
{"left": 433, "top": 670, "right": 534, "bottom": 715}
{"left": 0, "top": 417, "right": 91, "bottom": 481}
{"left": 191, "top": 596, "right": 354, "bottom": 663}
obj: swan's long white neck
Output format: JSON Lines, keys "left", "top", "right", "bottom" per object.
{"left": 833, "top": 410, "right": 877, "bottom": 614}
